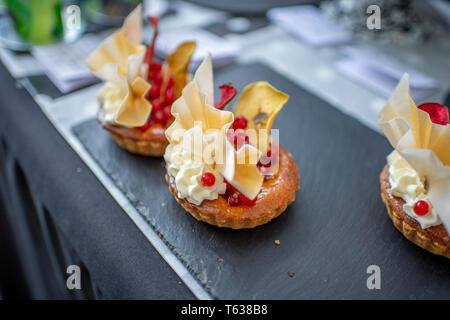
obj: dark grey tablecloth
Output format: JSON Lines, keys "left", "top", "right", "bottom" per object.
{"left": 0, "top": 62, "right": 194, "bottom": 299}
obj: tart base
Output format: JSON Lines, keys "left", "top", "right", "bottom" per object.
{"left": 98, "top": 108, "right": 169, "bottom": 157}
{"left": 380, "top": 165, "right": 450, "bottom": 258}
{"left": 166, "top": 145, "right": 300, "bottom": 229}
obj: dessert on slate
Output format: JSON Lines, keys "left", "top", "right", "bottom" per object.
{"left": 379, "top": 74, "right": 450, "bottom": 258}
{"left": 163, "top": 54, "right": 300, "bottom": 229}
{"left": 86, "top": 5, "right": 196, "bottom": 156}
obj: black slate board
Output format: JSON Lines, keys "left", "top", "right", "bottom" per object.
{"left": 73, "top": 62, "right": 450, "bottom": 299}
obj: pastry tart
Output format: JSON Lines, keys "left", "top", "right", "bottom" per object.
{"left": 87, "top": 5, "right": 195, "bottom": 156}
{"left": 163, "top": 54, "right": 300, "bottom": 229}
{"left": 378, "top": 74, "right": 450, "bottom": 258}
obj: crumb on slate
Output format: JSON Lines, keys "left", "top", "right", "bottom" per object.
{"left": 288, "top": 272, "right": 295, "bottom": 278}
{"left": 274, "top": 240, "right": 280, "bottom": 245}
{"left": 218, "top": 258, "right": 224, "bottom": 263}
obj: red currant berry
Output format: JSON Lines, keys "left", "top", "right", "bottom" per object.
{"left": 164, "top": 89, "right": 175, "bottom": 104}
{"left": 150, "top": 71, "right": 163, "bottom": 85}
{"left": 413, "top": 200, "right": 429, "bottom": 216}
{"left": 150, "top": 61, "right": 162, "bottom": 72}
{"left": 163, "top": 106, "right": 172, "bottom": 120}
{"left": 227, "top": 191, "right": 240, "bottom": 206}
{"left": 152, "top": 109, "right": 165, "bottom": 124}
{"left": 201, "top": 172, "right": 215, "bottom": 187}
{"left": 167, "top": 75, "right": 175, "bottom": 89}
{"left": 232, "top": 116, "right": 248, "bottom": 130}
{"left": 148, "top": 84, "right": 160, "bottom": 98}
{"left": 151, "top": 98, "right": 163, "bottom": 111}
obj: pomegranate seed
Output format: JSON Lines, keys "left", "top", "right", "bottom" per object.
{"left": 163, "top": 106, "right": 172, "bottom": 120}
{"left": 227, "top": 191, "right": 240, "bottom": 206}
{"left": 413, "top": 200, "right": 429, "bottom": 216}
{"left": 152, "top": 109, "right": 165, "bottom": 124}
{"left": 418, "top": 102, "right": 449, "bottom": 125}
{"left": 151, "top": 98, "right": 163, "bottom": 111}
{"left": 201, "top": 172, "right": 215, "bottom": 187}
{"left": 148, "top": 84, "right": 161, "bottom": 99}
{"left": 164, "top": 89, "right": 175, "bottom": 104}
{"left": 232, "top": 116, "right": 248, "bottom": 130}
{"left": 167, "top": 76, "right": 175, "bottom": 89}
{"left": 150, "top": 71, "right": 163, "bottom": 85}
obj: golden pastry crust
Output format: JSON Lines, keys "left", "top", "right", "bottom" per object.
{"left": 166, "top": 145, "right": 300, "bottom": 229}
{"left": 380, "top": 165, "right": 450, "bottom": 258}
{"left": 98, "top": 108, "right": 171, "bottom": 157}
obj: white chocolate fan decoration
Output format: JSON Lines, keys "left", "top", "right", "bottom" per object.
{"left": 379, "top": 73, "right": 450, "bottom": 232}
{"left": 86, "top": 5, "right": 151, "bottom": 127}
{"left": 165, "top": 54, "right": 264, "bottom": 200}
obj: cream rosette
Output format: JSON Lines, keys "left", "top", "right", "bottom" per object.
{"left": 379, "top": 73, "right": 450, "bottom": 232}
{"left": 86, "top": 5, "right": 151, "bottom": 128}
{"left": 165, "top": 54, "right": 265, "bottom": 200}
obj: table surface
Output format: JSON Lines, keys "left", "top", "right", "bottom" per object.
{"left": 0, "top": 1, "right": 449, "bottom": 299}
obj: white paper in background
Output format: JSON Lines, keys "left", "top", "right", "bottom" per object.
{"left": 31, "top": 34, "right": 106, "bottom": 93}
{"left": 0, "top": 48, "right": 44, "bottom": 78}
{"left": 336, "top": 47, "right": 439, "bottom": 101}
{"left": 155, "top": 28, "right": 240, "bottom": 69}
{"left": 143, "top": 0, "right": 169, "bottom": 17}
{"left": 267, "top": 5, "right": 353, "bottom": 46}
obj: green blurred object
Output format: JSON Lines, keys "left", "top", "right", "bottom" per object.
{"left": 5, "top": 0, "right": 64, "bottom": 45}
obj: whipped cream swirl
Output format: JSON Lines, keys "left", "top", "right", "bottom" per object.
{"left": 98, "top": 82, "right": 127, "bottom": 125}
{"left": 164, "top": 143, "right": 226, "bottom": 205}
{"left": 387, "top": 150, "right": 441, "bottom": 229}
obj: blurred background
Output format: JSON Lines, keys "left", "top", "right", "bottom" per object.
{"left": 0, "top": 0, "right": 449, "bottom": 299}
{"left": 1, "top": 0, "right": 448, "bottom": 123}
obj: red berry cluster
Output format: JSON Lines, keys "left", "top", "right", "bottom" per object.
{"left": 257, "top": 149, "right": 276, "bottom": 181}
{"left": 137, "top": 61, "right": 176, "bottom": 131}
{"left": 148, "top": 61, "right": 175, "bottom": 125}
{"left": 224, "top": 116, "right": 256, "bottom": 206}
{"left": 227, "top": 116, "right": 250, "bottom": 149}
{"left": 138, "top": 17, "right": 176, "bottom": 132}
